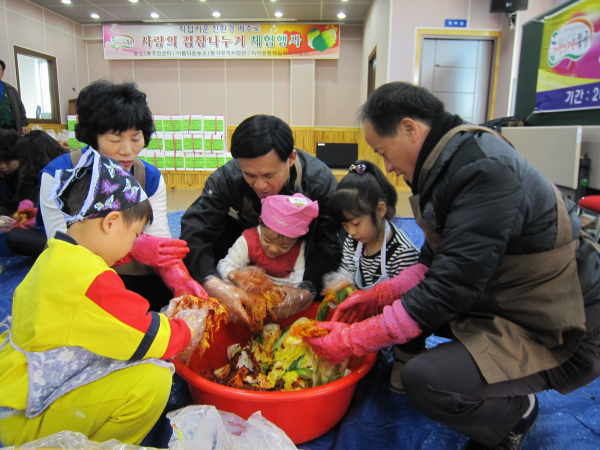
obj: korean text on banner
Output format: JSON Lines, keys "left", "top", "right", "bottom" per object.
{"left": 535, "top": 0, "right": 600, "bottom": 113}
{"left": 103, "top": 23, "right": 339, "bottom": 60}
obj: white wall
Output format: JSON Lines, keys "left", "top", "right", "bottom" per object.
{"left": 361, "top": 0, "right": 568, "bottom": 119}
{"left": 0, "top": 0, "right": 87, "bottom": 123}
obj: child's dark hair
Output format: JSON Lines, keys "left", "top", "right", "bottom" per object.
{"left": 75, "top": 80, "right": 155, "bottom": 150}
{"left": 16, "top": 131, "right": 68, "bottom": 184}
{"left": 329, "top": 160, "right": 397, "bottom": 230}
{"left": 63, "top": 171, "right": 154, "bottom": 228}
{"left": 0, "top": 129, "right": 20, "bottom": 162}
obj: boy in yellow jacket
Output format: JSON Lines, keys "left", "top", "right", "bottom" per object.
{"left": 0, "top": 150, "right": 198, "bottom": 445}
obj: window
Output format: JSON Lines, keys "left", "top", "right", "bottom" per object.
{"left": 13, "top": 46, "right": 60, "bottom": 124}
{"left": 367, "top": 49, "right": 377, "bottom": 98}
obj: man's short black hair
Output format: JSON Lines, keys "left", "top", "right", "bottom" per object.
{"left": 0, "top": 129, "right": 20, "bottom": 162}
{"left": 360, "top": 82, "right": 445, "bottom": 137}
{"left": 75, "top": 80, "right": 155, "bottom": 150}
{"left": 230, "top": 114, "right": 294, "bottom": 162}
{"left": 63, "top": 171, "right": 154, "bottom": 228}
{"left": 0, "top": 60, "right": 5, "bottom": 71}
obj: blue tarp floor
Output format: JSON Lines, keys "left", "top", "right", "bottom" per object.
{"left": 0, "top": 215, "right": 598, "bottom": 449}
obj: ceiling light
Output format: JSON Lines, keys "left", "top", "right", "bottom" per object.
{"left": 61, "top": 0, "right": 71, "bottom": 4}
{"left": 212, "top": 11, "right": 221, "bottom": 17}
{"left": 91, "top": 13, "right": 99, "bottom": 18}
{"left": 129, "top": 0, "right": 138, "bottom": 3}
{"left": 274, "top": 11, "right": 283, "bottom": 17}
{"left": 151, "top": 12, "right": 159, "bottom": 18}
{"left": 337, "top": 12, "right": 346, "bottom": 18}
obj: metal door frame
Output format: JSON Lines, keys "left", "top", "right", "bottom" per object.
{"left": 414, "top": 29, "right": 501, "bottom": 121}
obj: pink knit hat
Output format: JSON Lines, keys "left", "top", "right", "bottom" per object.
{"left": 261, "top": 193, "right": 319, "bottom": 239}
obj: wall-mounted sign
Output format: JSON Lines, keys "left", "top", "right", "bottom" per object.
{"left": 103, "top": 23, "right": 339, "bottom": 60}
{"left": 445, "top": 19, "right": 467, "bottom": 27}
{"left": 536, "top": 0, "right": 600, "bottom": 112}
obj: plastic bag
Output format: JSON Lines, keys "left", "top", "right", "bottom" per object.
{"left": 228, "top": 266, "right": 316, "bottom": 323}
{"left": 168, "top": 405, "right": 297, "bottom": 450}
{"left": 317, "top": 270, "right": 356, "bottom": 321}
{"left": 174, "top": 308, "right": 209, "bottom": 365}
{"left": 161, "top": 295, "right": 228, "bottom": 365}
{"left": 0, "top": 216, "right": 14, "bottom": 232}
{"left": 4, "top": 406, "right": 298, "bottom": 450}
{"left": 270, "top": 281, "right": 315, "bottom": 319}
{"left": 4, "top": 430, "right": 152, "bottom": 450}
{"left": 321, "top": 269, "right": 355, "bottom": 294}
{"left": 229, "top": 266, "right": 271, "bottom": 295}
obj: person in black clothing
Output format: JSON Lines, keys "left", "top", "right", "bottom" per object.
{"left": 0, "top": 60, "right": 28, "bottom": 134}
{"left": 306, "top": 82, "right": 600, "bottom": 450}
{"left": 0, "top": 129, "right": 29, "bottom": 216}
{"left": 6, "top": 130, "right": 68, "bottom": 255}
{"left": 180, "top": 114, "right": 342, "bottom": 332}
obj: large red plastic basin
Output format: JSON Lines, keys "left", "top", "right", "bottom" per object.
{"left": 173, "top": 302, "right": 376, "bottom": 444}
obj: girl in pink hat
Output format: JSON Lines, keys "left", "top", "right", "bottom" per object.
{"left": 217, "top": 193, "right": 319, "bottom": 318}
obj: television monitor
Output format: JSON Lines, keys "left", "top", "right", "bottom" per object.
{"left": 490, "top": 0, "right": 528, "bottom": 13}
{"left": 315, "top": 143, "right": 358, "bottom": 170}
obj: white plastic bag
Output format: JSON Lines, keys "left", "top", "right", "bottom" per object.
{"left": 5, "top": 406, "right": 298, "bottom": 450}
{"left": 168, "top": 405, "right": 297, "bottom": 450}
{"left": 5, "top": 430, "right": 152, "bottom": 450}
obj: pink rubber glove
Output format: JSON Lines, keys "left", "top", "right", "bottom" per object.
{"left": 332, "top": 263, "right": 428, "bottom": 324}
{"left": 10, "top": 200, "right": 37, "bottom": 230}
{"left": 204, "top": 277, "right": 260, "bottom": 334}
{"left": 156, "top": 261, "right": 209, "bottom": 300}
{"left": 306, "top": 300, "right": 422, "bottom": 365}
{"left": 129, "top": 234, "right": 190, "bottom": 267}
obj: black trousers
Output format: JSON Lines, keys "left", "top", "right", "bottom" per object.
{"left": 5, "top": 228, "right": 47, "bottom": 257}
{"left": 402, "top": 332, "right": 600, "bottom": 446}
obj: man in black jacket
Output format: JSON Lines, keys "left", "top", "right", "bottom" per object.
{"left": 305, "top": 82, "right": 600, "bottom": 450}
{"left": 180, "top": 114, "right": 342, "bottom": 331}
{"left": 0, "top": 60, "right": 28, "bottom": 134}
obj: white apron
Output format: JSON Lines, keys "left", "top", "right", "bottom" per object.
{"left": 353, "top": 220, "right": 391, "bottom": 291}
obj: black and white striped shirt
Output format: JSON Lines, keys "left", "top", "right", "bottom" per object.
{"left": 340, "top": 221, "right": 420, "bottom": 288}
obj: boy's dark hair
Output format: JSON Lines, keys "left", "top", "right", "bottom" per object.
{"left": 360, "top": 82, "right": 445, "bottom": 137}
{"left": 329, "top": 160, "right": 397, "bottom": 231}
{"left": 75, "top": 80, "right": 155, "bottom": 150}
{"left": 63, "top": 171, "right": 154, "bottom": 228}
{"left": 0, "top": 60, "right": 5, "bottom": 71}
{"left": 0, "top": 129, "right": 20, "bottom": 162}
{"left": 230, "top": 115, "right": 294, "bottom": 162}
{"left": 16, "top": 131, "right": 68, "bottom": 184}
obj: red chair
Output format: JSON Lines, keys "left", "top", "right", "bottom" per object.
{"left": 578, "top": 195, "right": 600, "bottom": 242}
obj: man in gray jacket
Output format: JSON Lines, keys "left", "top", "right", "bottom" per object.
{"left": 0, "top": 60, "right": 28, "bottom": 134}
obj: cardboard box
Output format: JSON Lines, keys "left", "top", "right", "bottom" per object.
{"left": 185, "top": 115, "right": 203, "bottom": 133}
{"left": 203, "top": 115, "right": 225, "bottom": 133}
{"left": 164, "top": 134, "right": 183, "bottom": 152}
{"left": 153, "top": 115, "right": 165, "bottom": 132}
{"left": 205, "top": 155, "right": 226, "bottom": 169}
{"left": 184, "top": 151, "right": 204, "bottom": 171}
{"left": 203, "top": 134, "right": 225, "bottom": 153}
{"left": 164, "top": 151, "right": 185, "bottom": 171}
{"left": 183, "top": 134, "right": 203, "bottom": 152}
{"left": 163, "top": 115, "right": 183, "bottom": 133}
{"left": 146, "top": 150, "right": 165, "bottom": 170}
{"left": 147, "top": 133, "right": 164, "bottom": 151}
{"left": 67, "top": 115, "right": 76, "bottom": 132}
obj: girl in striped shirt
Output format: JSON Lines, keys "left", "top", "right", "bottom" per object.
{"left": 330, "top": 160, "right": 419, "bottom": 290}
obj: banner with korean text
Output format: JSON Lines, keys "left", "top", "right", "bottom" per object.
{"left": 103, "top": 23, "right": 339, "bottom": 60}
{"left": 535, "top": 0, "right": 600, "bottom": 112}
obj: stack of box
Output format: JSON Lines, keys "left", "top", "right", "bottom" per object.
{"left": 145, "top": 115, "right": 231, "bottom": 171}
{"left": 66, "top": 115, "right": 85, "bottom": 150}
